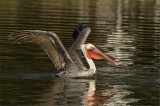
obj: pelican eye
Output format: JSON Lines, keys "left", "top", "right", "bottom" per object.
{"left": 91, "top": 47, "right": 96, "bottom": 50}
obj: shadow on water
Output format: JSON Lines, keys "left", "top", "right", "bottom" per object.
{"left": 20, "top": 72, "right": 57, "bottom": 79}
{"left": 0, "top": 0, "right": 160, "bottom": 105}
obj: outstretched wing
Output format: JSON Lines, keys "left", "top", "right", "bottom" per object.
{"left": 9, "top": 30, "right": 74, "bottom": 70}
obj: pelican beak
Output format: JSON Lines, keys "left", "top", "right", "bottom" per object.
{"left": 86, "top": 48, "right": 117, "bottom": 65}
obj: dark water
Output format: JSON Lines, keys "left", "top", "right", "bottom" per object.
{"left": 0, "top": 0, "right": 160, "bottom": 105}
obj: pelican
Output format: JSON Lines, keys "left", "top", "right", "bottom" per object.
{"left": 10, "top": 24, "right": 117, "bottom": 77}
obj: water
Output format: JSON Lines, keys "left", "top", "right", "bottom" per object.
{"left": 0, "top": 0, "right": 160, "bottom": 105}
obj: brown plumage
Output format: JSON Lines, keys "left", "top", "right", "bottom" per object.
{"left": 9, "top": 25, "right": 117, "bottom": 77}
{"left": 10, "top": 30, "right": 74, "bottom": 70}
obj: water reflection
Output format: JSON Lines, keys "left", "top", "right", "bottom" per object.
{"left": 35, "top": 78, "right": 137, "bottom": 106}
{"left": 0, "top": 0, "right": 160, "bottom": 105}
{"left": 106, "top": 0, "right": 135, "bottom": 66}
{"left": 37, "top": 79, "right": 98, "bottom": 106}
{"left": 133, "top": 0, "right": 160, "bottom": 69}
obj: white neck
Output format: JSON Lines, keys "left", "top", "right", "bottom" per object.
{"left": 81, "top": 45, "right": 96, "bottom": 73}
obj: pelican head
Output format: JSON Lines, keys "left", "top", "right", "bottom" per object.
{"left": 84, "top": 43, "right": 117, "bottom": 65}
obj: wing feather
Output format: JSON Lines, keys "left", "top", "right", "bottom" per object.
{"left": 68, "top": 25, "right": 91, "bottom": 70}
{"left": 9, "top": 30, "right": 73, "bottom": 70}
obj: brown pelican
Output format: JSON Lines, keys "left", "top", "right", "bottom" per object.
{"left": 10, "top": 24, "right": 117, "bottom": 77}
